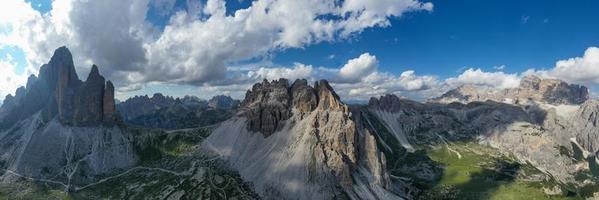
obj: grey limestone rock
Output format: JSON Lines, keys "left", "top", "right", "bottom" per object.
{"left": 573, "top": 99, "right": 599, "bottom": 153}
{"left": 204, "top": 78, "right": 397, "bottom": 199}
{"left": 208, "top": 95, "right": 240, "bottom": 110}
{"left": 433, "top": 75, "right": 589, "bottom": 105}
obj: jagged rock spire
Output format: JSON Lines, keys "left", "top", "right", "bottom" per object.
{"left": 240, "top": 78, "right": 349, "bottom": 136}
{"left": 0, "top": 46, "right": 118, "bottom": 129}
{"left": 103, "top": 81, "right": 116, "bottom": 123}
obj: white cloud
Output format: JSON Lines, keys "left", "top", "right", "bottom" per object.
{"left": 339, "top": 0, "right": 433, "bottom": 36}
{"left": 446, "top": 68, "right": 521, "bottom": 89}
{"left": 240, "top": 53, "right": 440, "bottom": 101}
{"left": 0, "top": 0, "right": 434, "bottom": 92}
{"left": 249, "top": 63, "right": 314, "bottom": 81}
{"left": 338, "top": 53, "right": 378, "bottom": 82}
{"left": 167, "top": 53, "right": 441, "bottom": 101}
{"left": 340, "top": 70, "right": 440, "bottom": 100}
{"left": 539, "top": 47, "right": 599, "bottom": 85}
{"left": 0, "top": 56, "right": 34, "bottom": 100}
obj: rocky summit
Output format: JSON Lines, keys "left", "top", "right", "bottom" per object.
{"left": 0, "top": 47, "right": 117, "bottom": 129}
{"left": 203, "top": 78, "right": 396, "bottom": 199}
{"left": 0, "top": 47, "right": 136, "bottom": 194}
{"left": 433, "top": 75, "right": 589, "bottom": 105}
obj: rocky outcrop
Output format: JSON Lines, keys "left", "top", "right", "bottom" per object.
{"left": 240, "top": 79, "right": 350, "bottom": 136}
{"left": 573, "top": 100, "right": 599, "bottom": 153}
{"left": 516, "top": 75, "right": 588, "bottom": 104}
{"left": 73, "top": 65, "right": 105, "bottom": 125}
{"left": 433, "top": 75, "right": 589, "bottom": 105}
{"left": 362, "top": 130, "right": 391, "bottom": 187}
{"left": 241, "top": 79, "right": 292, "bottom": 136}
{"left": 314, "top": 80, "right": 347, "bottom": 112}
{"left": 0, "top": 47, "right": 116, "bottom": 129}
{"left": 0, "top": 46, "right": 137, "bottom": 188}
{"left": 0, "top": 46, "right": 118, "bottom": 124}
{"left": 103, "top": 81, "right": 116, "bottom": 122}
{"left": 203, "top": 78, "right": 398, "bottom": 199}
{"left": 290, "top": 79, "right": 318, "bottom": 114}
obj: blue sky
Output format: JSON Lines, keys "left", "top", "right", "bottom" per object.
{"left": 274, "top": 0, "right": 599, "bottom": 78}
{"left": 142, "top": 0, "right": 599, "bottom": 79}
{"left": 2, "top": 0, "right": 599, "bottom": 101}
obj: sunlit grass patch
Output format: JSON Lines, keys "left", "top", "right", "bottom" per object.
{"left": 425, "top": 142, "right": 578, "bottom": 200}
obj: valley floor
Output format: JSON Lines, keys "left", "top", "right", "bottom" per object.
{"left": 0, "top": 127, "right": 259, "bottom": 200}
{"left": 2, "top": 126, "right": 599, "bottom": 200}
{"left": 421, "top": 142, "right": 583, "bottom": 200}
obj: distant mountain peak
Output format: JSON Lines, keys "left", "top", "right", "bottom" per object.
{"left": 208, "top": 95, "right": 239, "bottom": 110}
{"left": 433, "top": 76, "right": 589, "bottom": 105}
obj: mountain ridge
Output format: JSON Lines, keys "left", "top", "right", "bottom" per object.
{"left": 203, "top": 78, "right": 398, "bottom": 199}
{"left": 433, "top": 75, "right": 589, "bottom": 105}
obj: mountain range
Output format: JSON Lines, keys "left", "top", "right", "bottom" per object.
{"left": 1, "top": 47, "right": 599, "bottom": 199}
{"left": 116, "top": 93, "right": 239, "bottom": 130}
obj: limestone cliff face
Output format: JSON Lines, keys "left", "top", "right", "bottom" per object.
{"left": 290, "top": 79, "right": 318, "bottom": 114}
{"left": 433, "top": 75, "right": 589, "bottom": 105}
{"left": 73, "top": 65, "right": 105, "bottom": 125}
{"left": 204, "top": 79, "right": 399, "bottom": 199}
{"left": 573, "top": 100, "right": 599, "bottom": 154}
{"left": 0, "top": 47, "right": 136, "bottom": 187}
{"left": 103, "top": 81, "right": 116, "bottom": 122}
{"left": 238, "top": 79, "right": 358, "bottom": 184}
{"left": 516, "top": 75, "right": 588, "bottom": 104}
{"left": 366, "top": 93, "right": 584, "bottom": 183}
{"left": 0, "top": 47, "right": 116, "bottom": 129}
{"left": 241, "top": 78, "right": 291, "bottom": 136}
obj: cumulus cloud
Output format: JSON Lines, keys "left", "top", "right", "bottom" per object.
{"left": 243, "top": 53, "right": 440, "bottom": 100}
{"left": 67, "top": 0, "right": 149, "bottom": 73}
{"left": 334, "top": 70, "right": 440, "bottom": 100}
{"left": 139, "top": 0, "right": 433, "bottom": 85}
{"left": 0, "top": 54, "right": 36, "bottom": 99}
{"left": 538, "top": 47, "right": 599, "bottom": 85}
{"left": 446, "top": 68, "right": 521, "bottom": 89}
{"left": 0, "top": 0, "right": 149, "bottom": 83}
{"left": 339, "top": 0, "right": 433, "bottom": 36}
{"left": 338, "top": 53, "right": 378, "bottom": 83}
{"left": 249, "top": 63, "right": 314, "bottom": 81}
{"left": 0, "top": 0, "right": 434, "bottom": 90}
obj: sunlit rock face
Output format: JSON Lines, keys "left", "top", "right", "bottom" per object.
{"left": 365, "top": 91, "right": 597, "bottom": 183}
{"left": 204, "top": 79, "right": 399, "bottom": 200}
{"left": 433, "top": 75, "right": 589, "bottom": 105}
{"left": 573, "top": 99, "right": 599, "bottom": 153}
{"left": 240, "top": 78, "right": 292, "bottom": 136}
